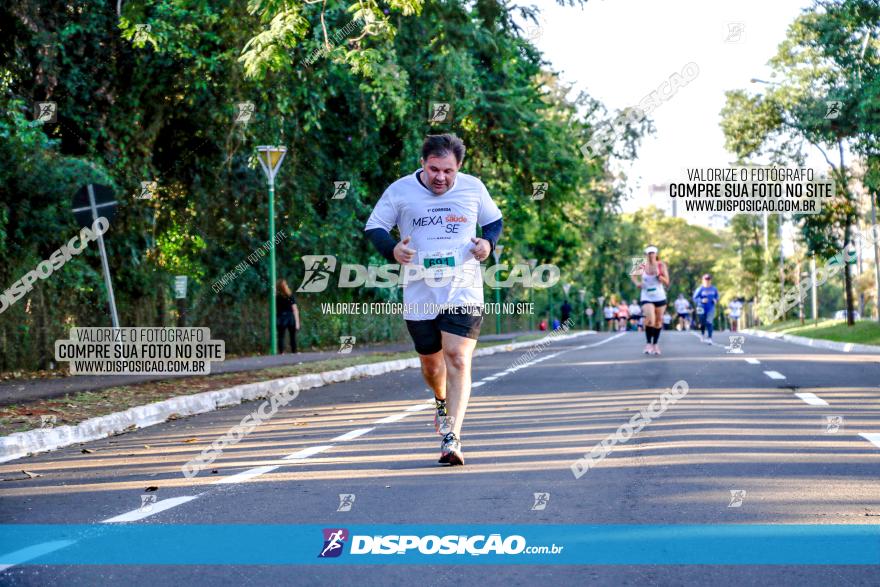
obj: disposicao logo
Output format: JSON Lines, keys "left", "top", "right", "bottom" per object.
{"left": 318, "top": 528, "right": 349, "bottom": 558}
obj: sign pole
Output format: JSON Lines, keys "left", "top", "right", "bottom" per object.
{"left": 88, "top": 184, "right": 119, "bottom": 329}
{"left": 269, "top": 175, "right": 277, "bottom": 355}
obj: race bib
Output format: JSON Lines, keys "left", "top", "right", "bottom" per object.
{"left": 696, "top": 306, "right": 705, "bottom": 315}
{"left": 418, "top": 249, "right": 460, "bottom": 279}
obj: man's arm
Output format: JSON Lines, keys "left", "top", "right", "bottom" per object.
{"left": 365, "top": 228, "right": 398, "bottom": 263}
{"left": 480, "top": 217, "right": 503, "bottom": 252}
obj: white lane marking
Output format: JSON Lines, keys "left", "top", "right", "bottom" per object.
{"left": 0, "top": 540, "right": 77, "bottom": 571}
{"left": 471, "top": 382, "right": 485, "bottom": 387}
{"left": 374, "top": 413, "right": 408, "bottom": 424}
{"left": 764, "top": 370, "right": 786, "bottom": 380}
{"left": 860, "top": 433, "right": 880, "bottom": 449}
{"left": 745, "top": 358, "right": 760, "bottom": 365}
{"left": 212, "top": 465, "right": 280, "bottom": 485}
{"left": 101, "top": 495, "right": 200, "bottom": 522}
{"left": 332, "top": 428, "right": 374, "bottom": 441}
{"left": 405, "top": 403, "right": 433, "bottom": 412}
{"left": 283, "top": 445, "right": 333, "bottom": 460}
{"left": 582, "top": 332, "right": 627, "bottom": 348}
{"left": 795, "top": 392, "right": 829, "bottom": 406}
{"left": 483, "top": 376, "right": 499, "bottom": 381}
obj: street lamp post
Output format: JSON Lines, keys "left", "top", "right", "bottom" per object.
{"left": 528, "top": 258, "right": 537, "bottom": 330}
{"left": 578, "top": 289, "right": 586, "bottom": 329}
{"left": 492, "top": 245, "right": 504, "bottom": 334}
{"left": 257, "top": 145, "right": 287, "bottom": 355}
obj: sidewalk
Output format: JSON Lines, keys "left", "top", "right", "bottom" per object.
{"left": 742, "top": 328, "right": 880, "bottom": 354}
{"left": 0, "top": 331, "right": 533, "bottom": 406}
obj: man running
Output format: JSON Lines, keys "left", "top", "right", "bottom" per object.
{"left": 628, "top": 299, "right": 642, "bottom": 332}
{"left": 603, "top": 301, "right": 616, "bottom": 331}
{"left": 693, "top": 274, "right": 720, "bottom": 343}
{"left": 728, "top": 297, "right": 743, "bottom": 332}
{"left": 673, "top": 293, "right": 691, "bottom": 331}
{"left": 364, "top": 134, "right": 503, "bottom": 466}
{"left": 631, "top": 245, "right": 669, "bottom": 355}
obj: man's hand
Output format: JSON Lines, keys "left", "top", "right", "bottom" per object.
{"left": 470, "top": 237, "right": 491, "bottom": 262}
{"left": 394, "top": 235, "right": 416, "bottom": 264}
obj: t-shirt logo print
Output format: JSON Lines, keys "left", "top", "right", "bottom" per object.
{"left": 297, "top": 255, "right": 337, "bottom": 293}
{"left": 319, "top": 528, "right": 349, "bottom": 558}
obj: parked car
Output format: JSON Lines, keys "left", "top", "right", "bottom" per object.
{"left": 834, "top": 310, "right": 861, "bottom": 320}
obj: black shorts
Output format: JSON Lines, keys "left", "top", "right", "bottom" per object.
{"left": 405, "top": 306, "right": 483, "bottom": 355}
{"left": 677, "top": 313, "right": 689, "bottom": 319}
{"left": 641, "top": 299, "right": 667, "bottom": 309}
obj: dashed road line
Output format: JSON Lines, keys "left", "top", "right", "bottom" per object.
{"left": 101, "top": 495, "right": 201, "bottom": 522}
{"left": 745, "top": 358, "right": 760, "bottom": 365}
{"left": 764, "top": 370, "right": 786, "bottom": 380}
{"left": 283, "top": 445, "right": 334, "bottom": 460}
{"left": 860, "top": 433, "right": 880, "bottom": 449}
{"left": 795, "top": 392, "right": 829, "bottom": 407}
{"left": 0, "top": 540, "right": 77, "bottom": 572}
{"left": 332, "top": 427, "right": 374, "bottom": 441}
{"left": 374, "top": 413, "right": 409, "bottom": 424}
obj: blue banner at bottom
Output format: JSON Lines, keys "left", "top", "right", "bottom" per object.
{"left": 1, "top": 525, "right": 878, "bottom": 565}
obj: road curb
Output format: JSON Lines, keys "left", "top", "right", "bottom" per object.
{"left": 743, "top": 328, "right": 880, "bottom": 354}
{"left": 0, "top": 330, "right": 592, "bottom": 463}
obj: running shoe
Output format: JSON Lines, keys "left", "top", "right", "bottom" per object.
{"left": 643, "top": 344, "right": 652, "bottom": 354}
{"left": 433, "top": 399, "right": 448, "bottom": 435}
{"left": 439, "top": 432, "right": 464, "bottom": 466}
{"left": 654, "top": 345, "right": 662, "bottom": 355}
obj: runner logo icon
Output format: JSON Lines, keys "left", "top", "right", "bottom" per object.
{"left": 297, "top": 255, "right": 337, "bottom": 293}
{"left": 319, "top": 528, "right": 349, "bottom": 558}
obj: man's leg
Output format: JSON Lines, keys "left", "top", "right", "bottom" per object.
{"left": 440, "top": 331, "right": 477, "bottom": 437}
{"left": 419, "top": 351, "right": 446, "bottom": 401}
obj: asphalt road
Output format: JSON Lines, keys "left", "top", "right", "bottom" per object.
{"left": 1, "top": 330, "right": 879, "bottom": 585}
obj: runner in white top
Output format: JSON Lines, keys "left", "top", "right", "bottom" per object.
{"left": 365, "top": 134, "right": 503, "bottom": 466}
{"left": 673, "top": 293, "right": 691, "bottom": 330}
{"left": 728, "top": 297, "right": 743, "bottom": 332}
{"left": 631, "top": 245, "right": 670, "bottom": 355}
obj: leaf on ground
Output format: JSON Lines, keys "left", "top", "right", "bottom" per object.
{"left": 144, "top": 486, "right": 159, "bottom": 492}
{"left": 22, "top": 470, "right": 42, "bottom": 479}
{"left": 81, "top": 448, "right": 95, "bottom": 453}
{"left": 183, "top": 438, "right": 199, "bottom": 443}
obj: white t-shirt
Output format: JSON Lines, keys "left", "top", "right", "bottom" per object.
{"left": 640, "top": 270, "right": 666, "bottom": 302}
{"left": 365, "top": 169, "right": 502, "bottom": 320}
{"left": 674, "top": 298, "right": 690, "bottom": 314}
{"left": 729, "top": 300, "right": 743, "bottom": 318}
{"left": 628, "top": 303, "right": 641, "bottom": 316}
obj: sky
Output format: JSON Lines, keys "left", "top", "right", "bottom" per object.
{"left": 525, "top": 0, "right": 822, "bottom": 220}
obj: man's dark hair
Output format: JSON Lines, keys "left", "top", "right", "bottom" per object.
{"left": 421, "top": 134, "right": 466, "bottom": 164}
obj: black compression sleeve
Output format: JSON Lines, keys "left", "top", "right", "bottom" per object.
{"left": 365, "top": 228, "right": 398, "bottom": 263}
{"left": 480, "top": 218, "right": 503, "bottom": 252}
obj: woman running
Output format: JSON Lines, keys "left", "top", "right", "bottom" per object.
{"left": 631, "top": 245, "right": 670, "bottom": 355}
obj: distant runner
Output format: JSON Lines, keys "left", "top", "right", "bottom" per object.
{"left": 616, "top": 298, "right": 630, "bottom": 332}
{"left": 673, "top": 293, "right": 691, "bottom": 331}
{"left": 603, "top": 301, "right": 616, "bottom": 331}
{"left": 632, "top": 245, "right": 669, "bottom": 355}
{"left": 628, "top": 300, "right": 642, "bottom": 331}
{"left": 693, "top": 274, "right": 720, "bottom": 344}
{"left": 364, "top": 134, "right": 503, "bottom": 466}
{"left": 728, "top": 297, "right": 743, "bottom": 332}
